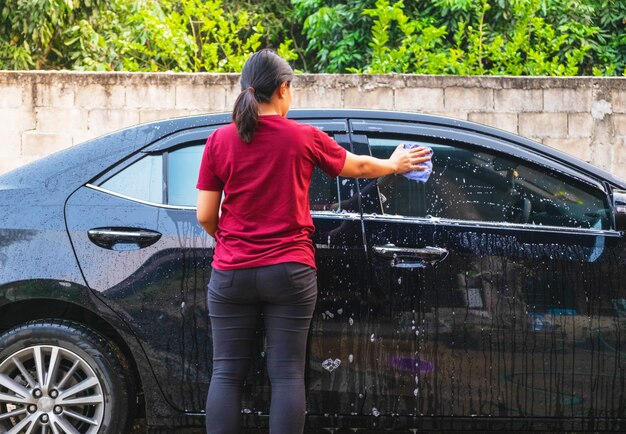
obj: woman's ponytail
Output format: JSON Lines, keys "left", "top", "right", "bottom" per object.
{"left": 232, "top": 87, "right": 259, "bottom": 144}
{"left": 232, "top": 49, "right": 294, "bottom": 144}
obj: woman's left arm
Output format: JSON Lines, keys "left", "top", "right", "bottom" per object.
{"left": 197, "top": 190, "right": 222, "bottom": 238}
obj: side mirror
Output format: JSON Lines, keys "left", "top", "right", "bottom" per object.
{"left": 613, "top": 189, "right": 626, "bottom": 231}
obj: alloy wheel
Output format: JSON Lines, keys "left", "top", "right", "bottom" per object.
{"left": 0, "top": 345, "right": 104, "bottom": 434}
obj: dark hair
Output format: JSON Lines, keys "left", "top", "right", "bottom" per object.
{"left": 232, "top": 49, "right": 294, "bottom": 143}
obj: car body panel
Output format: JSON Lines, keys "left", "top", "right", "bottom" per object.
{"left": 64, "top": 185, "right": 214, "bottom": 412}
{"left": 1, "top": 109, "right": 626, "bottom": 431}
{"left": 0, "top": 178, "right": 85, "bottom": 307}
{"left": 362, "top": 216, "right": 626, "bottom": 420}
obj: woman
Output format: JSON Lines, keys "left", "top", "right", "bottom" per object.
{"left": 196, "top": 49, "right": 430, "bottom": 434}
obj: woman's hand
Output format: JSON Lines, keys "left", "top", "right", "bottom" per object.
{"left": 339, "top": 146, "right": 432, "bottom": 179}
{"left": 389, "top": 144, "right": 431, "bottom": 175}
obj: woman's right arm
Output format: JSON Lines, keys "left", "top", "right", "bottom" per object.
{"left": 338, "top": 144, "right": 431, "bottom": 178}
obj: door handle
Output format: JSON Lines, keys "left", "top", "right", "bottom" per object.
{"left": 372, "top": 244, "right": 448, "bottom": 267}
{"left": 87, "top": 227, "right": 162, "bottom": 251}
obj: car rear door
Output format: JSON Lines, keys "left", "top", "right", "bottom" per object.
{"left": 350, "top": 119, "right": 626, "bottom": 431}
{"left": 65, "top": 118, "right": 370, "bottom": 418}
{"left": 65, "top": 126, "right": 221, "bottom": 413}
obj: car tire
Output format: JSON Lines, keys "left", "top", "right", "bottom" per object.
{"left": 0, "top": 319, "right": 134, "bottom": 434}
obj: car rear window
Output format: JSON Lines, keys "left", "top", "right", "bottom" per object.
{"left": 97, "top": 143, "right": 342, "bottom": 210}
{"left": 168, "top": 145, "right": 203, "bottom": 207}
{"left": 99, "top": 155, "right": 163, "bottom": 204}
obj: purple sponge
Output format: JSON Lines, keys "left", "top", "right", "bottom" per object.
{"left": 401, "top": 143, "right": 433, "bottom": 183}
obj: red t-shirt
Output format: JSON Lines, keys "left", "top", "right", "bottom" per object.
{"left": 195, "top": 115, "right": 347, "bottom": 270}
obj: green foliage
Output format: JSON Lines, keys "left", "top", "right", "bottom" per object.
{"left": 443, "top": 0, "right": 590, "bottom": 76}
{"left": 224, "top": 0, "right": 307, "bottom": 67}
{"left": 0, "top": 0, "right": 103, "bottom": 69}
{"left": 0, "top": 0, "right": 623, "bottom": 75}
{"left": 359, "top": 0, "right": 448, "bottom": 74}
{"left": 301, "top": 0, "right": 593, "bottom": 76}
{"left": 0, "top": 0, "right": 297, "bottom": 72}
{"left": 187, "top": 0, "right": 265, "bottom": 72}
{"left": 292, "top": 0, "right": 371, "bottom": 72}
{"left": 65, "top": 0, "right": 294, "bottom": 72}
{"left": 292, "top": 0, "right": 624, "bottom": 76}
{"left": 566, "top": 0, "right": 626, "bottom": 76}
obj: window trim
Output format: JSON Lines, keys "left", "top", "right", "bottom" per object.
{"left": 142, "top": 126, "right": 221, "bottom": 154}
{"left": 85, "top": 183, "right": 196, "bottom": 210}
{"left": 360, "top": 212, "right": 622, "bottom": 237}
{"left": 88, "top": 126, "right": 219, "bottom": 205}
{"left": 88, "top": 150, "right": 348, "bottom": 211}
{"left": 295, "top": 119, "right": 349, "bottom": 133}
{"left": 163, "top": 150, "right": 169, "bottom": 205}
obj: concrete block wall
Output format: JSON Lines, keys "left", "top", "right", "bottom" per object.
{"left": 0, "top": 72, "right": 625, "bottom": 179}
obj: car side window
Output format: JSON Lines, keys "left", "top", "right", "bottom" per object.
{"left": 167, "top": 145, "right": 204, "bottom": 207}
{"left": 99, "top": 154, "right": 163, "bottom": 204}
{"left": 169, "top": 145, "right": 342, "bottom": 209}
{"left": 97, "top": 143, "right": 343, "bottom": 210}
{"left": 367, "top": 137, "right": 611, "bottom": 230}
{"left": 310, "top": 166, "right": 340, "bottom": 211}
{"left": 98, "top": 145, "right": 205, "bottom": 207}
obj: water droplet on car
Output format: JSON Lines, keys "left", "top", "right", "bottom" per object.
{"left": 322, "top": 358, "right": 341, "bottom": 372}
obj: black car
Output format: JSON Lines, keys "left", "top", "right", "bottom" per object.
{"left": 1, "top": 109, "right": 625, "bottom": 434}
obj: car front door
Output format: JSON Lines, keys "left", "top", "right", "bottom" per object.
{"left": 305, "top": 130, "right": 371, "bottom": 419}
{"left": 351, "top": 119, "right": 626, "bottom": 431}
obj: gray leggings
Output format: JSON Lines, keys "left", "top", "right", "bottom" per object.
{"left": 205, "top": 262, "right": 317, "bottom": 434}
